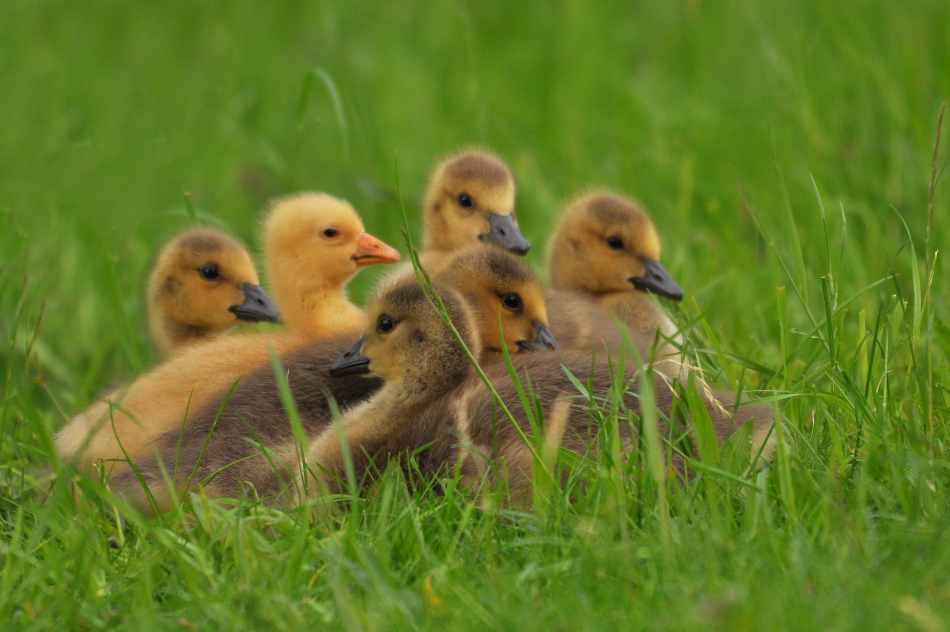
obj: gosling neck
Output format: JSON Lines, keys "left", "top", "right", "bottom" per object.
{"left": 152, "top": 315, "right": 216, "bottom": 358}
{"left": 278, "top": 279, "right": 364, "bottom": 338}
{"left": 598, "top": 290, "right": 679, "bottom": 340}
{"left": 420, "top": 207, "right": 470, "bottom": 257}
{"left": 353, "top": 377, "right": 439, "bottom": 435}
{"left": 420, "top": 229, "right": 454, "bottom": 257}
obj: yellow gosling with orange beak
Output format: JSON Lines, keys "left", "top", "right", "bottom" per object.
{"left": 263, "top": 193, "right": 401, "bottom": 338}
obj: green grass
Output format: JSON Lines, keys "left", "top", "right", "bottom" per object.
{"left": 2, "top": 0, "right": 950, "bottom": 629}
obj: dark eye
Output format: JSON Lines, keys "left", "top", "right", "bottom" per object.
{"left": 199, "top": 265, "right": 221, "bottom": 281}
{"left": 501, "top": 293, "right": 523, "bottom": 312}
{"left": 377, "top": 315, "right": 395, "bottom": 333}
{"left": 457, "top": 193, "right": 474, "bottom": 209}
{"left": 323, "top": 228, "right": 339, "bottom": 238}
{"left": 607, "top": 236, "right": 624, "bottom": 250}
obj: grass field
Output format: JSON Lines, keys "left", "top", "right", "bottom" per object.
{"left": 2, "top": 0, "right": 949, "bottom": 629}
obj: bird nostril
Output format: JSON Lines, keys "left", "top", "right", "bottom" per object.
{"left": 499, "top": 229, "right": 507, "bottom": 236}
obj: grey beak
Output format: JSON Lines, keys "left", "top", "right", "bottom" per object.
{"left": 479, "top": 212, "right": 531, "bottom": 256}
{"left": 229, "top": 284, "right": 282, "bottom": 323}
{"left": 630, "top": 259, "right": 683, "bottom": 302}
{"left": 516, "top": 323, "right": 560, "bottom": 352}
{"left": 329, "top": 336, "right": 371, "bottom": 377}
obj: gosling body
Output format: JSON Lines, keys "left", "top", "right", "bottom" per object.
{"left": 331, "top": 346, "right": 775, "bottom": 507}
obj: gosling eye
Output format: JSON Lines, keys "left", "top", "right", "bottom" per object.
{"left": 323, "top": 227, "right": 339, "bottom": 238}
{"left": 457, "top": 193, "right": 474, "bottom": 209}
{"left": 607, "top": 236, "right": 624, "bottom": 250}
{"left": 501, "top": 293, "right": 523, "bottom": 313}
{"left": 377, "top": 315, "right": 396, "bottom": 334}
{"left": 198, "top": 264, "right": 221, "bottom": 281}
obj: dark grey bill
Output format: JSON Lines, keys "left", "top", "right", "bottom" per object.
{"left": 629, "top": 259, "right": 683, "bottom": 302}
{"left": 329, "top": 336, "right": 371, "bottom": 377}
{"left": 229, "top": 283, "right": 282, "bottom": 323}
{"left": 516, "top": 323, "right": 561, "bottom": 352}
{"left": 479, "top": 212, "right": 531, "bottom": 256}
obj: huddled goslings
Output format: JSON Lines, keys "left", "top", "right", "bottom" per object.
{"left": 301, "top": 274, "right": 773, "bottom": 508}
{"left": 111, "top": 245, "right": 560, "bottom": 514}
{"left": 55, "top": 194, "right": 400, "bottom": 477}
{"left": 58, "top": 148, "right": 777, "bottom": 516}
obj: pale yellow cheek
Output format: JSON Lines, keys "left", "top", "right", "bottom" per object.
{"left": 466, "top": 214, "right": 489, "bottom": 236}
{"left": 380, "top": 363, "right": 405, "bottom": 383}
{"left": 362, "top": 340, "right": 382, "bottom": 357}
{"left": 625, "top": 255, "right": 648, "bottom": 277}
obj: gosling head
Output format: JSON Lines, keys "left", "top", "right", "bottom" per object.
{"left": 330, "top": 282, "right": 477, "bottom": 399}
{"left": 263, "top": 193, "right": 401, "bottom": 327}
{"left": 548, "top": 193, "right": 682, "bottom": 301}
{"left": 436, "top": 245, "right": 559, "bottom": 355}
{"left": 147, "top": 228, "right": 281, "bottom": 357}
{"left": 422, "top": 149, "right": 530, "bottom": 257}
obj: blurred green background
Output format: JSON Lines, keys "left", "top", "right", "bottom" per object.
{"left": 1, "top": 0, "right": 947, "bottom": 414}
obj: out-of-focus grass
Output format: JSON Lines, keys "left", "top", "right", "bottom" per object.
{"left": 1, "top": 1, "right": 948, "bottom": 629}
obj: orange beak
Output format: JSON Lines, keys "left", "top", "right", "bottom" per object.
{"left": 352, "top": 232, "right": 402, "bottom": 267}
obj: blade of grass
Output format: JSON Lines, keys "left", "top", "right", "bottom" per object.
{"left": 891, "top": 208, "right": 922, "bottom": 352}
{"left": 734, "top": 172, "right": 817, "bottom": 327}
{"left": 686, "top": 372, "right": 719, "bottom": 466}
{"left": 770, "top": 128, "right": 808, "bottom": 303}
{"left": 266, "top": 338, "right": 312, "bottom": 500}
{"left": 182, "top": 191, "right": 198, "bottom": 224}
{"left": 182, "top": 377, "right": 243, "bottom": 498}
{"left": 297, "top": 67, "right": 351, "bottom": 161}
{"left": 926, "top": 101, "right": 945, "bottom": 264}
